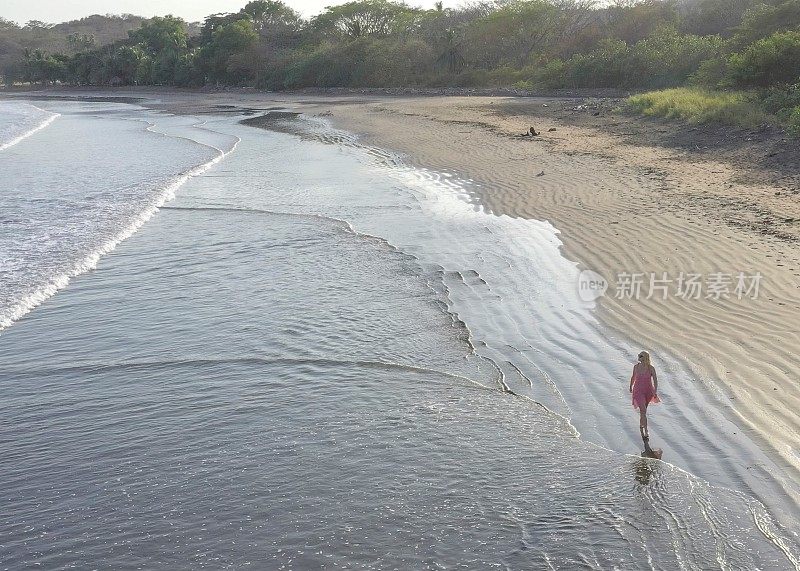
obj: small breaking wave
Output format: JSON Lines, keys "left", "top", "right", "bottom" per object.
{"left": 0, "top": 119, "right": 239, "bottom": 333}
{"left": 0, "top": 101, "right": 60, "bottom": 151}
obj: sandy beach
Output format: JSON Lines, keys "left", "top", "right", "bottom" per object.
{"left": 11, "top": 87, "right": 800, "bottom": 498}
{"left": 154, "top": 87, "right": 800, "bottom": 508}
{"left": 320, "top": 95, "right": 800, "bottom": 498}
{"left": 4, "top": 89, "right": 800, "bottom": 474}
{"left": 2, "top": 88, "right": 800, "bottom": 566}
{"left": 230, "top": 92, "right": 798, "bottom": 510}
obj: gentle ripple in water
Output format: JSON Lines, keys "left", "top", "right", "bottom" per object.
{"left": 0, "top": 102, "right": 797, "bottom": 569}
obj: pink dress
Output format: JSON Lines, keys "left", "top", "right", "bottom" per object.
{"left": 632, "top": 366, "right": 660, "bottom": 410}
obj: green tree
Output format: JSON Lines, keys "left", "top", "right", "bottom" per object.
{"left": 129, "top": 15, "right": 188, "bottom": 53}
{"left": 0, "top": 17, "right": 19, "bottom": 30}
{"left": 311, "top": 0, "right": 411, "bottom": 39}
{"left": 606, "top": 0, "right": 678, "bottom": 44}
{"left": 24, "top": 21, "right": 54, "bottom": 30}
{"left": 127, "top": 16, "right": 190, "bottom": 84}
{"left": 203, "top": 19, "right": 260, "bottom": 84}
{"left": 242, "top": 0, "right": 304, "bottom": 32}
{"left": 464, "top": 0, "right": 563, "bottom": 67}
{"left": 434, "top": 29, "right": 465, "bottom": 73}
{"left": 8, "top": 0, "right": 800, "bottom": 93}
{"left": 173, "top": 51, "right": 204, "bottom": 86}
{"left": 66, "top": 32, "right": 96, "bottom": 52}
{"left": 627, "top": 27, "right": 722, "bottom": 87}
{"left": 415, "top": 3, "right": 491, "bottom": 74}
{"left": 200, "top": 13, "right": 248, "bottom": 44}
{"left": 22, "top": 48, "right": 66, "bottom": 85}
{"left": 110, "top": 44, "right": 144, "bottom": 84}
{"left": 561, "top": 27, "right": 722, "bottom": 88}
{"left": 679, "top": 0, "right": 758, "bottom": 37}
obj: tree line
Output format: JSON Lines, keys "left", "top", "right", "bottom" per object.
{"left": 2, "top": 0, "right": 799, "bottom": 101}
{"left": 0, "top": 15, "right": 156, "bottom": 81}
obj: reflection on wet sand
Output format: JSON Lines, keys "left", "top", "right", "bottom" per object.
{"left": 634, "top": 433, "right": 664, "bottom": 486}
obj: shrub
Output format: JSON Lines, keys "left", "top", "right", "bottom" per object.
{"left": 559, "top": 28, "right": 722, "bottom": 89}
{"left": 761, "top": 83, "right": 800, "bottom": 115}
{"left": 283, "top": 43, "right": 354, "bottom": 87}
{"left": 728, "top": 30, "right": 800, "bottom": 87}
{"left": 283, "top": 37, "right": 435, "bottom": 87}
{"left": 565, "top": 39, "right": 630, "bottom": 87}
{"left": 353, "top": 38, "right": 434, "bottom": 85}
{"left": 690, "top": 56, "right": 731, "bottom": 88}
{"left": 484, "top": 65, "right": 526, "bottom": 85}
{"left": 626, "top": 27, "right": 723, "bottom": 88}
{"left": 527, "top": 59, "right": 566, "bottom": 89}
{"left": 787, "top": 106, "right": 800, "bottom": 135}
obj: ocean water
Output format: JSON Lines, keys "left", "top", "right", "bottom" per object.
{"left": 0, "top": 100, "right": 230, "bottom": 330}
{"left": 0, "top": 98, "right": 798, "bottom": 569}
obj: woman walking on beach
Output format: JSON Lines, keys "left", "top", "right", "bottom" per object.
{"left": 630, "top": 351, "right": 659, "bottom": 441}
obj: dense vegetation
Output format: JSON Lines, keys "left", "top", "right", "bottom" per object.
{"left": 2, "top": 0, "right": 800, "bottom": 128}
{"left": 1, "top": 15, "right": 149, "bottom": 82}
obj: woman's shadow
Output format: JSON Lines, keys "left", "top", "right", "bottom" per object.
{"left": 634, "top": 431, "right": 664, "bottom": 486}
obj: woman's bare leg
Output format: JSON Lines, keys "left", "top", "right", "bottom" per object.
{"left": 639, "top": 406, "right": 649, "bottom": 439}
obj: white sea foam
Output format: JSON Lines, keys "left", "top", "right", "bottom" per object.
{"left": 0, "top": 101, "right": 60, "bottom": 151}
{"left": 0, "top": 113, "right": 239, "bottom": 332}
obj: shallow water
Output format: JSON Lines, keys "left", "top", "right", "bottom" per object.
{"left": 0, "top": 100, "right": 798, "bottom": 569}
{"left": 0, "top": 101, "right": 234, "bottom": 330}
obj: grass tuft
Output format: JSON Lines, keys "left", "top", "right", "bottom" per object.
{"left": 627, "top": 88, "right": 768, "bottom": 127}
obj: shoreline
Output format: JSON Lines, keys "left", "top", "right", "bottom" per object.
{"left": 3, "top": 88, "right": 799, "bottom": 521}
{"left": 319, "top": 95, "right": 800, "bottom": 494}
{"left": 238, "top": 94, "right": 800, "bottom": 515}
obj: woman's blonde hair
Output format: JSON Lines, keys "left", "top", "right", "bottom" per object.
{"left": 638, "top": 350, "right": 651, "bottom": 368}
